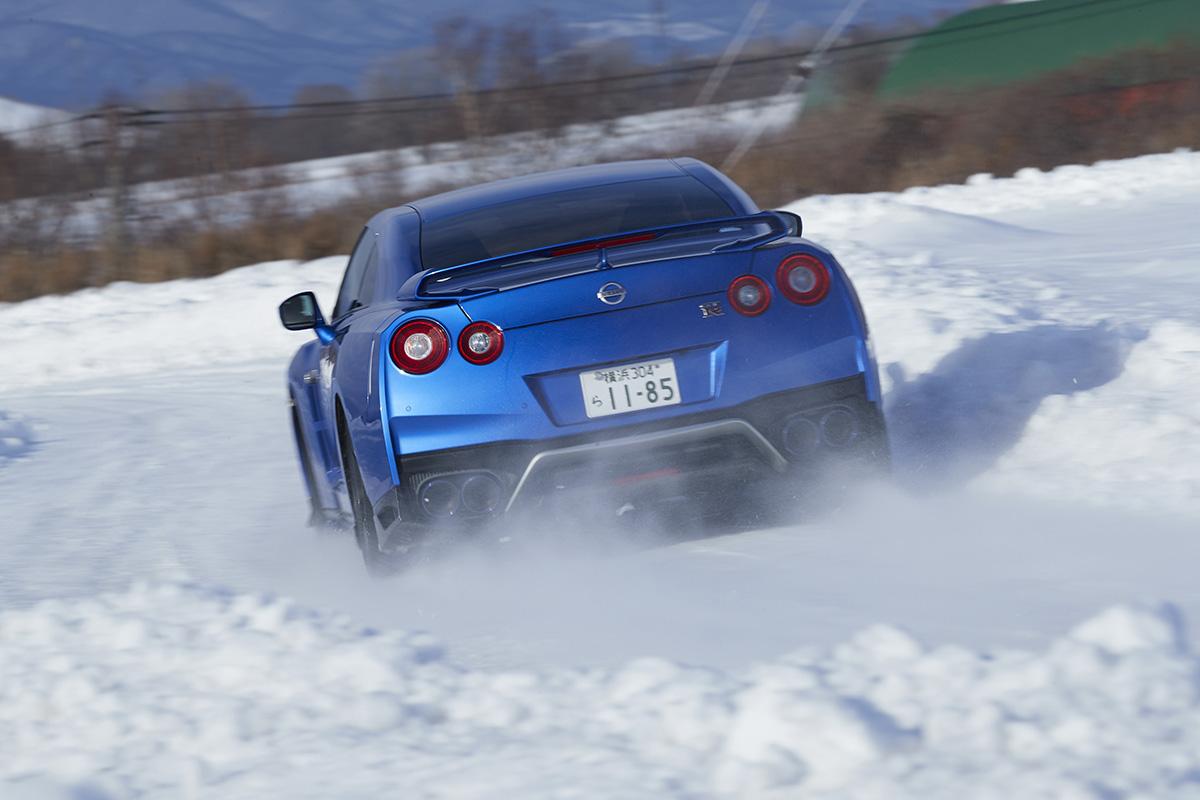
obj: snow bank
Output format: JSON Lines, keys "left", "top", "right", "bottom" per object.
{"left": 797, "top": 148, "right": 1200, "bottom": 222}
{"left": 0, "top": 258, "right": 344, "bottom": 389}
{"left": 784, "top": 150, "right": 1200, "bottom": 513}
{"left": 976, "top": 320, "right": 1200, "bottom": 511}
{"left": 2, "top": 583, "right": 1199, "bottom": 799}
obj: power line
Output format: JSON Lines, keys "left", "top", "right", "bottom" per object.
{"left": 819, "top": 0, "right": 1171, "bottom": 72}
{"left": 694, "top": 0, "right": 771, "bottom": 107}
{"left": 0, "top": 0, "right": 1167, "bottom": 143}
{"left": 5, "top": 0, "right": 1150, "bottom": 135}
{"left": 723, "top": 0, "right": 870, "bottom": 171}
{"left": 176, "top": 0, "right": 1154, "bottom": 113}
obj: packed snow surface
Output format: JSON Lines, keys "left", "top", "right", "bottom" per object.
{"left": 0, "top": 409, "right": 35, "bottom": 464}
{"left": 2, "top": 149, "right": 1199, "bottom": 797}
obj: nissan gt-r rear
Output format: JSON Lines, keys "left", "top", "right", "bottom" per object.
{"left": 279, "top": 159, "right": 888, "bottom": 573}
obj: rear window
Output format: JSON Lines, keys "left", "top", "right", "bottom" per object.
{"left": 419, "top": 176, "right": 734, "bottom": 270}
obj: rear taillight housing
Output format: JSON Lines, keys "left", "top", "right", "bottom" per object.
{"left": 776, "top": 253, "right": 830, "bottom": 305}
{"left": 390, "top": 320, "right": 449, "bottom": 374}
{"left": 458, "top": 321, "right": 504, "bottom": 365}
{"left": 728, "top": 275, "right": 771, "bottom": 316}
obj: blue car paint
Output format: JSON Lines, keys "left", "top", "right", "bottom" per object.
{"left": 283, "top": 158, "right": 884, "bottom": 524}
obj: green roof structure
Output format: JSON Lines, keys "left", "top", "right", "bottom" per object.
{"left": 879, "top": 0, "right": 1200, "bottom": 98}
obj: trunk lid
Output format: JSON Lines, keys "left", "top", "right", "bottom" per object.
{"left": 454, "top": 249, "right": 754, "bottom": 330}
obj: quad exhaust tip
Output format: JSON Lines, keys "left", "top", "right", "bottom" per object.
{"left": 418, "top": 472, "right": 506, "bottom": 519}
{"left": 782, "top": 405, "right": 860, "bottom": 456}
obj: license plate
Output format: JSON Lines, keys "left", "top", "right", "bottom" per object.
{"left": 580, "top": 358, "right": 681, "bottom": 418}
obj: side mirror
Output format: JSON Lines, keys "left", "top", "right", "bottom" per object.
{"left": 279, "top": 292, "right": 334, "bottom": 343}
{"left": 774, "top": 210, "right": 803, "bottom": 238}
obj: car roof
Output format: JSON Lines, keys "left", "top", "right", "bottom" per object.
{"left": 406, "top": 159, "right": 703, "bottom": 223}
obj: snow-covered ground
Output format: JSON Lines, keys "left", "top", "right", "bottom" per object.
{"left": 1, "top": 150, "right": 1199, "bottom": 797}
{"left": 0, "top": 409, "right": 35, "bottom": 465}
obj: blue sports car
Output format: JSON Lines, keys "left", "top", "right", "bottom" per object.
{"left": 279, "top": 158, "right": 887, "bottom": 572}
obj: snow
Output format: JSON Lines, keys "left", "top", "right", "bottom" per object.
{"left": 4, "top": 583, "right": 1200, "bottom": 799}
{"left": 0, "top": 409, "right": 35, "bottom": 465}
{"left": 2, "top": 149, "right": 1200, "bottom": 796}
{"left": 0, "top": 95, "right": 70, "bottom": 138}
{"left": 0, "top": 258, "right": 345, "bottom": 389}
{"left": 787, "top": 149, "right": 1200, "bottom": 514}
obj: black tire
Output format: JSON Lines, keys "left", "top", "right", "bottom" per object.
{"left": 339, "top": 420, "right": 402, "bottom": 577}
{"left": 290, "top": 400, "right": 324, "bottom": 525}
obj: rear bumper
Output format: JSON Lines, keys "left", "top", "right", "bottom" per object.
{"left": 505, "top": 418, "right": 789, "bottom": 512}
{"left": 372, "top": 375, "right": 887, "bottom": 539}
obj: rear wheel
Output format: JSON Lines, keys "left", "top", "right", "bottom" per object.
{"left": 338, "top": 420, "right": 402, "bottom": 577}
{"left": 290, "top": 400, "right": 324, "bottom": 526}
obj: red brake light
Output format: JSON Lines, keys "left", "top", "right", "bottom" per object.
{"left": 551, "top": 232, "right": 658, "bottom": 257}
{"left": 776, "top": 253, "right": 830, "bottom": 305}
{"left": 458, "top": 321, "right": 504, "bottom": 365}
{"left": 728, "top": 275, "right": 771, "bottom": 316}
{"left": 390, "top": 320, "right": 449, "bottom": 374}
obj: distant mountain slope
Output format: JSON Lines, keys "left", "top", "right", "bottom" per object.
{"left": 0, "top": 0, "right": 981, "bottom": 108}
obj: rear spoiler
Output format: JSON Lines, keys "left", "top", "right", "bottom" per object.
{"left": 407, "top": 211, "right": 798, "bottom": 300}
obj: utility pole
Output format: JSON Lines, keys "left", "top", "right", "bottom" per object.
{"left": 722, "top": 0, "right": 869, "bottom": 172}
{"left": 99, "top": 106, "right": 129, "bottom": 288}
{"left": 653, "top": 0, "right": 667, "bottom": 48}
{"left": 694, "top": 0, "right": 770, "bottom": 108}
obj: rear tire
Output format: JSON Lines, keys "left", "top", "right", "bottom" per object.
{"left": 339, "top": 422, "right": 402, "bottom": 577}
{"left": 290, "top": 400, "right": 324, "bottom": 526}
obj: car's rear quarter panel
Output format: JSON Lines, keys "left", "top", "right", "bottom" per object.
{"left": 332, "top": 304, "right": 437, "bottom": 508}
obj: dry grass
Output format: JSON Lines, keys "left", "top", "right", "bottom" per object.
{"left": 3, "top": 45, "right": 1198, "bottom": 303}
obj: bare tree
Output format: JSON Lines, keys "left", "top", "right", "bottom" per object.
{"left": 434, "top": 17, "right": 493, "bottom": 143}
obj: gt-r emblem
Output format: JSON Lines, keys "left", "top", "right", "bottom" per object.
{"left": 698, "top": 301, "right": 725, "bottom": 318}
{"left": 597, "top": 282, "right": 627, "bottom": 305}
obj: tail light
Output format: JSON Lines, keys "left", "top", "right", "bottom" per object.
{"left": 390, "top": 320, "right": 449, "bottom": 374}
{"left": 728, "top": 275, "right": 771, "bottom": 316}
{"left": 552, "top": 232, "right": 658, "bottom": 257}
{"left": 458, "top": 321, "right": 504, "bottom": 365}
{"left": 776, "top": 253, "right": 830, "bottom": 305}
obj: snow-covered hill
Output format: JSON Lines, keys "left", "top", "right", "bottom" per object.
{"left": 1, "top": 150, "right": 1199, "bottom": 797}
{"left": 0, "top": 95, "right": 69, "bottom": 137}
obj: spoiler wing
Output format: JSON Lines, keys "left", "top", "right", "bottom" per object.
{"left": 404, "top": 212, "right": 795, "bottom": 300}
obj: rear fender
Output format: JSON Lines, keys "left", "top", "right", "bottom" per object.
{"left": 339, "top": 304, "right": 470, "bottom": 509}
{"left": 751, "top": 239, "right": 882, "bottom": 405}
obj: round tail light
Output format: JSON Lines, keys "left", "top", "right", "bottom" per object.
{"left": 776, "top": 254, "right": 830, "bottom": 305}
{"left": 728, "top": 275, "right": 771, "bottom": 316}
{"left": 458, "top": 321, "right": 504, "bottom": 365}
{"left": 390, "top": 320, "right": 449, "bottom": 374}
